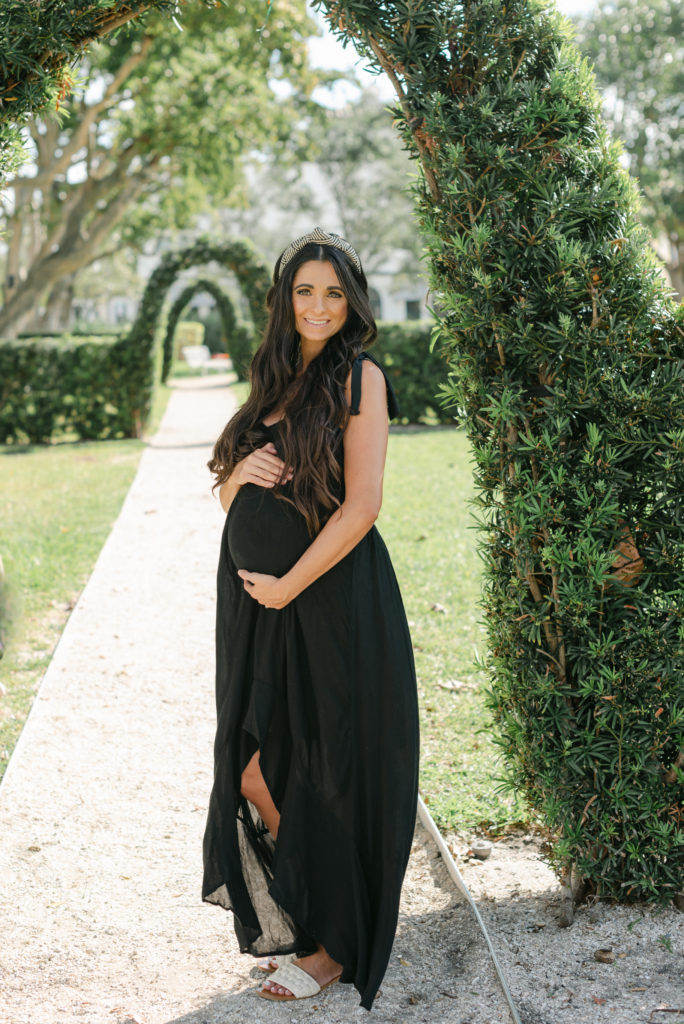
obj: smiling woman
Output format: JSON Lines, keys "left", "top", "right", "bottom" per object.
{"left": 202, "top": 228, "right": 420, "bottom": 1010}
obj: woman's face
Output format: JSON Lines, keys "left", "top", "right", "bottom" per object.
{"left": 292, "top": 260, "right": 348, "bottom": 347}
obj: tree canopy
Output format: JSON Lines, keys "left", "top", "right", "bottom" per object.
{"left": 225, "top": 86, "right": 423, "bottom": 277}
{"left": 0, "top": 1, "right": 191, "bottom": 182}
{"left": 0, "top": 1, "right": 317, "bottom": 337}
{"left": 573, "top": 0, "right": 684, "bottom": 296}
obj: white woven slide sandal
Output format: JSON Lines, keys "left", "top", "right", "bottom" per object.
{"left": 256, "top": 961, "right": 340, "bottom": 1001}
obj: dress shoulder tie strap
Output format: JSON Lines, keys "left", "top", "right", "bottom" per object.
{"left": 350, "top": 351, "right": 400, "bottom": 420}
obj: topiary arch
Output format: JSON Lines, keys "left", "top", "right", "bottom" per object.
{"left": 161, "top": 277, "right": 253, "bottom": 383}
{"left": 127, "top": 236, "right": 270, "bottom": 423}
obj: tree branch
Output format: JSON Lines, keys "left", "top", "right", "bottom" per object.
{"left": 0, "top": 3, "right": 158, "bottom": 101}
{"left": 8, "top": 36, "right": 154, "bottom": 192}
{"left": 366, "top": 34, "right": 442, "bottom": 203}
{"left": 0, "top": 167, "right": 150, "bottom": 337}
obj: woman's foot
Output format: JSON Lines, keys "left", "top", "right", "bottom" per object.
{"left": 260, "top": 946, "right": 342, "bottom": 997}
{"left": 256, "top": 955, "right": 279, "bottom": 973}
{"left": 256, "top": 952, "right": 296, "bottom": 973}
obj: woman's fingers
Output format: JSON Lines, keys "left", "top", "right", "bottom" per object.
{"left": 250, "top": 459, "right": 286, "bottom": 484}
{"left": 242, "top": 445, "right": 292, "bottom": 487}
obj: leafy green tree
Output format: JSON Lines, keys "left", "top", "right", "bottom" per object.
{"left": 573, "top": 0, "right": 683, "bottom": 297}
{"left": 0, "top": 1, "right": 316, "bottom": 337}
{"left": 314, "top": 0, "right": 684, "bottom": 913}
{"left": 306, "top": 88, "right": 422, "bottom": 274}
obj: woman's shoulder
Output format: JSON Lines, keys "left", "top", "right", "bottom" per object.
{"left": 345, "top": 353, "right": 385, "bottom": 385}
{"left": 346, "top": 352, "right": 400, "bottom": 420}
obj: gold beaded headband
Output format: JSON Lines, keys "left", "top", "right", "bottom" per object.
{"left": 277, "top": 226, "right": 362, "bottom": 279}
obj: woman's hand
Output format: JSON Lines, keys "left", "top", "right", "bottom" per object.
{"left": 237, "top": 570, "right": 295, "bottom": 609}
{"left": 234, "top": 442, "right": 292, "bottom": 488}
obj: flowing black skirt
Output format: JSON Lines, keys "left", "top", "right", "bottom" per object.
{"left": 202, "top": 423, "right": 420, "bottom": 1010}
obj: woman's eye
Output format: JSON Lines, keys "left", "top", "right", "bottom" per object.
{"left": 294, "top": 288, "right": 344, "bottom": 299}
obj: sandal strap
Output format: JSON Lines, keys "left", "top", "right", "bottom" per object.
{"left": 257, "top": 952, "right": 294, "bottom": 971}
{"left": 273, "top": 953, "right": 295, "bottom": 968}
{"left": 268, "top": 962, "right": 321, "bottom": 998}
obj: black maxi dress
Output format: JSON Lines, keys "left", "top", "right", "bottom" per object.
{"left": 202, "top": 352, "right": 420, "bottom": 1010}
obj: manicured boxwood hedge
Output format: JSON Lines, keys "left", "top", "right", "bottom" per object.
{"left": 0, "top": 318, "right": 455, "bottom": 444}
{"left": 0, "top": 334, "right": 147, "bottom": 443}
{"left": 374, "top": 319, "right": 455, "bottom": 424}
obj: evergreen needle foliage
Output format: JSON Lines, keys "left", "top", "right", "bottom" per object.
{"left": 316, "top": 0, "right": 684, "bottom": 902}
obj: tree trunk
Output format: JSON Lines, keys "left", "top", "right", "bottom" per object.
{"left": 28, "top": 276, "right": 76, "bottom": 334}
{"left": 0, "top": 262, "right": 69, "bottom": 338}
{"left": 0, "top": 176, "right": 145, "bottom": 338}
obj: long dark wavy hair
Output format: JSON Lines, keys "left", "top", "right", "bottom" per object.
{"left": 207, "top": 240, "right": 377, "bottom": 534}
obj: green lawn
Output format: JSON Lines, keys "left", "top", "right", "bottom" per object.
{"left": 0, "top": 382, "right": 172, "bottom": 780}
{"left": 380, "top": 426, "right": 528, "bottom": 836}
{"left": 0, "top": 379, "right": 526, "bottom": 836}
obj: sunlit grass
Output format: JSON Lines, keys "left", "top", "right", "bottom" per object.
{"left": 380, "top": 426, "right": 528, "bottom": 836}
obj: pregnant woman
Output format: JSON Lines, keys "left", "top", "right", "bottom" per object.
{"left": 202, "top": 228, "right": 420, "bottom": 1010}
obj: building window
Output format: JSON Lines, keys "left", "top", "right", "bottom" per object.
{"left": 406, "top": 299, "right": 420, "bottom": 320}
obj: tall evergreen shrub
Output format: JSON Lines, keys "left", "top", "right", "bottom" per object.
{"left": 319, "top": 0, "right": 684, "bottom": 905}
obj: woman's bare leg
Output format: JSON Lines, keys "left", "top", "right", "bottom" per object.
{"left": 241, "top": 751, "right": 343, "bottom": 995}
{"left": 240, "top": 749, "right": 280, "bottom": 838}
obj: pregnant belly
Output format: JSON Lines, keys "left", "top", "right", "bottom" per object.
{"left": 227, "top": 484, "right": 312, "bottom": 576}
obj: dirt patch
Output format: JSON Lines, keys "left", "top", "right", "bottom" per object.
{"left": 447, "top": 830, "right": 684, "bottom": 1024}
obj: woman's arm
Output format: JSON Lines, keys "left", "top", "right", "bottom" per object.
{"left": 238, "top": 360, "right": 389, "bottom": 607}
{"left": 218, "top": 442, "right": 291, "bottom": 514}
{"left": 218, "top": 476, "right": 241, "bottom": 515}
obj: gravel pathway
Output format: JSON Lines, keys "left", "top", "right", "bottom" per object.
{"left": 0, "top": 375, "right": 680, "bottom": 1024}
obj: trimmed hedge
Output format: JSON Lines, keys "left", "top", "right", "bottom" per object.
{"left": 0, "top": 316, "right": 454, "bottom": 444}
{"left": 137, "top": 237, "right": 269, "bottom": 388}
{"left": 0, "top": 335, "right": 146, "bottom": 443}
{"left": 374, "top": 320, "right": 454, "bottom": 424}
